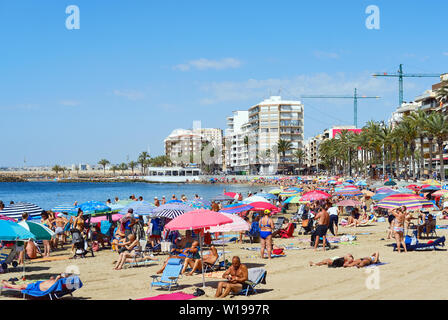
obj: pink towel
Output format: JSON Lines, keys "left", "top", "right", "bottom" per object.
{"left": 137, "top": 292, "right": 196, "bottom": 300}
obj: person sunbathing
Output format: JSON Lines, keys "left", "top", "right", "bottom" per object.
{"left": 182, "top": 245, "right": 219, "bottom": 276}
{"left": 215, "top": 256, "right": 248, "bottom": 298}
{"left": 1, "top": 273, "right": 69, "bottom": 292}
{"left": 156, "top": 240, "right": 200, "bottom": 274}
{"left": 309, "top": 253, "right": 354, "bottom": 268}
{"left": 344, "top": 252, "right": 380, "bottom": 268}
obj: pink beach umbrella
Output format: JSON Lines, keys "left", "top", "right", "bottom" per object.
{"left": 165, "top": 209, "right": 233, "bottom": 288}
{"left": 208, "top": 212, "right": 250, "bottom": 233}
{"left": 335, "top": 200, "right": 362, "bottom": 207}
{"left": 300, "top": 190, "right": 331, "bottom": 201}
{"left": 90, "top": 214, "right": 123, "bottom": 224}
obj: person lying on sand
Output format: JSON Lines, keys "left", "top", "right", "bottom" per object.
{"left": 156, "top": 240, "right": 200, "bottom": 274}
{"left": 182, "top": 245, "right": 219, "bottom": 276}
{"left": 344, "top": 252, "right": 380, "bottom": 268}
{"left": 1, "top": 273, "right": 69, "bottom": 291}
{"left": 309, "top": 253, "right": 354, "bottom": 268}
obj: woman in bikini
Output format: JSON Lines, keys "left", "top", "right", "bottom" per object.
{"left": 345, "top": 252, "right": 380, "bottom": 268}
{"left": 391, "top": 208, "right": 407, "bottom": 253}
{"left": 259, "top": 210, "right": 274, "bottom": 259}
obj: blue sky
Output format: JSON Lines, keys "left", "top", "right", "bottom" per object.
{"left": 0, "top": 0, "right": 446, "bottom": 167}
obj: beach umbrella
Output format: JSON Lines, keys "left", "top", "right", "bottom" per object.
{"left": 333, "top": 189, "right": 363, "bottom": 197}
{"left": 90, "top": 214, "right": 123, "bottom": 224}
{"left": 247, "top": 202, "right": 280, "bottom": 213}
{"left": 406, "top": 184, "right": 421, "bottom": 191}
{"left": 361, "top": 190, "right": 375, "bottom": 197}
{"left": 108, "top": 200, "right": 134, "bottom": 211}
{"left": 51, "top": 204, "right": 78, "bottom": 214}
{"left": 70, "top": 201, "right": 111, "bottom": 215}
{"left": 0, "top": 202, "right": 43, "bottom": 220}
{"left": 376, "top": 193, "right": 436, "bottom": 211}
{"left": 384, "top": 180, "right": 397, "bottom": 186}
{"left": 255, "top": 193, "right": 278, "bottom": 200}
{"left": 0, "top": 214, "right": 16, "bottom": 222}
{"left": 220, "top": 203, "right": 253, "bottom": 214}
{"left": 268, "top": 189, "right": 282, "bottom": 195}
{"left": 0, "top": 220, "right": 35, "bottom": 241}
{"left": 284, "top": 196, "right": 309, "bottom": 204}
{"left": 300, "top": 190, "right": 331, "bottom": 201}
{"left": 165, "top": 209, "right": 233, "bottom": 288}
{"left": 355, "top": 181, "right": 367, "bottom": 186}
{"left": 422, "top": 179, "right": 441, "bottom": 186}
{"left": 211, "top": 194, "right": 235, "bottom": 202}
{"left": 443, "top": 185, "right": 448, "bottom": 190}
{"left": 432, "top": 189, "right": 448, "bottom": 197}
{"left": 151, "top": 203, "right": 194, "bottom": 219}
{"left": 242, "top": 196, "right": 270, "bottom": 203}
{"left": 119, "top": 201, "right": 156, "bottom": 216}
{"left": 396, "top": 188, "right": 415, "bottom": 194}
{"left": 18, "top": 221, "right": 55, "bottom": 241}
{"left": 335, "top": 200, "right": 362, "bottom": 207}
{"left": 224, "top": 192, "right": 242, "bottom": 201}
{"left": 420, "top": 185, "right": 441, "bottom": 193}
{"left": 376, "top": 187, "right": 396, "bottom": 194}
{"left": 208, "top": 212, "right": 250, "bottom": 233}
{"left": 186, "top": 200, "right": 212, "bottom": 210}
{"left": 372, "top": 192, "right": 398, "bottom": 201}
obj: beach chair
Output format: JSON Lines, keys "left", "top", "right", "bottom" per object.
{"left": 203, "top": 251, "right": 223, "bottom": 273}
{"left": 278, "top": 223, "right": 295, "bottom": 238}
{"left": 1, "top": 276, "right": 83, "bottom": 300}
{"left": 273, "top": 217, "right": 285, "bottom": 232}
{"left": 239, "top": 267, "right": 267, "bottom": 296}
{"left": 150, "top": 258, "right": 183, "bottom": 291}
{"left": 245, "top": 222, "right": 260, "bottom": 244}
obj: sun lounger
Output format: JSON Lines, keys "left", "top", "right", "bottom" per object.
{"left": 239, "top": 267, "right": 267, "bottom": 296}
{"left": 150, "top": 258, "right": 183, "bottom": 291}
{"left": 2, "top": 276, "right": 83, "bottom": 300}
{"left": 203, "top": 252, "right": 223, "bottom": 273}
{"left": 393, "top": 236, "right": 445, "bottom": 251}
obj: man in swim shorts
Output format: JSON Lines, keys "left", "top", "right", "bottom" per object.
{"left": 311, "top": 206, "right": 330, "bottom": 251}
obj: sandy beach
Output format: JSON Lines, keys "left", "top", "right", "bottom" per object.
{"left": 2, "top": 214, "right": 447, "bottom": 300}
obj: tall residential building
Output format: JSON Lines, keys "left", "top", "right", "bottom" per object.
{"left": 225, "top": 111, "right": 250, "bottom": 173}
{"left": 164, "top": 128, "right": 223, "bottom": 168}
{"left": 247, "top": 96, "right": 304, "bottom": 174}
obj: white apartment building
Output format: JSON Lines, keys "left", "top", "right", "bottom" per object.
{"left": 248, "top": 96, "right": 304, "bottom": 174}
{"left": 225, "top": 111, "right": 250, "bottom": 173}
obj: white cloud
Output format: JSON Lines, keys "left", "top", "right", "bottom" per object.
{"left": 113, "top": 89, "right": 145, "bottom": 101}
{"left": 314, "top": 50, "right": 340, "bottom": 59}
{"left": 173, "top": 58, "right": 242, "bottom": 71}
{"left": 60, "top": 100, "right": 80, "bottom": 107}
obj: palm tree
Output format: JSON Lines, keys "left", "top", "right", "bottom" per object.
{"left": 377, "top": 122, "right": 394, "bottom": 177}
{"left": 277, "top": 139, "right": 293, "bottom": 174}
{"left": 425, "top": 112, "right": 441, "bottom": 178}
{"left": 243, "top": 136, "right": 250, "bottom": 174}
{"left": 138, "top": 152, "right": 150, "bottom": 175}
{"left": 408, "top": 109, "right": 429, "bottom": 178}
{"left": 110, "top": 165, "right": 119, "bottom": 176}
{"left": 293, "top": 149, "right": 305, "bottom": 173}
{"left": 397, "top": 117, "right": 418, "bottom": 179}
{"left": 74, "top": 165, "right": 80, "bottom": 176}
{"left": 98, "top": 159, "right": 110, "bottom": 175}
{"left": 128, "top": 161, "right": 137, "bottom": 174}
{"left": 119, "top": 163, "right": 128, "bottom": 175}
{"left": 52, "top": 165, "right": 62, "bottom": 177}
{"left": 426, "top": 112, "right": 448, "bottom": 180}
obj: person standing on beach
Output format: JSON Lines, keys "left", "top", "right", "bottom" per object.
{"left": 161, "top": 196, "right": 166, "bottom": 205}
{"left": 259, "top": 210, "right": 274, "bottom": 259}
{"left": 154, "top": 197, "right": 160, "bottom": 207}
{"left": 327, "top": 204, "right": 339, "bottom": 236}
{"left": 390, "top": 208, "right": 407, "bottom": 253}
{"left": 311, "top": 206, "right": 330, "bottom": 251}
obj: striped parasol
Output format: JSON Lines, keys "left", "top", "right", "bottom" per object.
{"left": 224, "top": 192, "right": 242, "bottom": 201}
{"left": 284, "top": 196, "right": 309, "bottom": 204}
{"left": 376, "top": 193, "right": 436, "bottom": 211}
{"left": 0, "top": 202, "right": 43, "bottom": 220}
{"left": 333, "top": 189, "right": 363, "bottom": 197}
{"left": 422, "top": 179, "right": 441, "bottom": 186}
{"left": 18, "top": 221, "right": 55, "bottom": 241}
{"left": 432, "top": 189, "right": 448, "bottom": 197}
{"left": 151, "top": 203, "right": 194, "bottom": 219}
{"left": 220, "top": 203, "right": 253, "bottom": 214}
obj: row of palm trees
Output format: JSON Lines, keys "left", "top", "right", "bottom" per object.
{"left": 98, "top": 153, "right": 173, "bottom": 176}
{"left": 319, "top": 110, "right": 448, "bottom": 180}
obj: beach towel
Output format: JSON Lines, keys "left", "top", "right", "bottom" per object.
{"left": 21, "top": 276, "right": 83, "bottom": 297}
{"left": 137, "top": 292, "right": 196, "bottom": 300}
{"left": 364, "top": 262, "right": 388, "bottom": 268}
{"left": 436, "top": 225, "right": 448, "bottom": 229}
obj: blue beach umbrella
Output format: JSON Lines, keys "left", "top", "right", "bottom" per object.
{"left": 0, "top": 220, "right": 35, "bottom": 241}
{"left": 255, "top": 193, "right": 278, "bottom": 200}
{"left": 220, "top": 203, "right": 254, "bottom": 214}
{"left": 186, "top": 200, "right": 212, "bottom": 209}
{"left": 166, "top": 200, "right": 183, "bottom": 204}
{"left": 119, "top": 201, "right": 156, "bottom": 216}
{"left": 355, "top": 181, "right": 367, "bottom": 186}
{"left": 69, "top": 201, "right": 111, "bottom": 215}
{"left": 51, "top": 204, "right": 78, "bottom": 214}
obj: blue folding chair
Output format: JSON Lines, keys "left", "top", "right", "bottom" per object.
{"left": 150, "top": 258, "right": 183, "bottom": 291}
